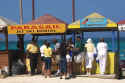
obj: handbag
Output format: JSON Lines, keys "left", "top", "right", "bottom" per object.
{"left": 74, "top": 52, "right": 85, "bottom": 63}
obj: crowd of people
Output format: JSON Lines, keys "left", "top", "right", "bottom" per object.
{"left": 26, "top": 36, "right": 108, "bottom": 79}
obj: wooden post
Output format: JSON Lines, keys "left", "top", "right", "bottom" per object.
{"left": 72, "top": 0, "right": 76, "bottom": 76}
{"left": 112, "top": 31, "right": 115, "bottom": 52}
{"left": 72, "top": 0, "right": 75, "bottom": 22}
{"left": 72, "top": 0, "right": 76, "bottom": 44}
{"left": 115, "top": 29, "right": 120, "bottom": 79}
{"left": 20, "top": 0, "right": 23, "bottom": 24}
{"left": 32, "top": 0, "right": 37, "bottom": 41}
{"left": 64, "top": 33, "right": 66, "bottom": 42}
{"left": 81, "top": 32, "right": 84, "bottom": 43}
{"left": 5, "top": 27, "right": 8, "bottom": 51}
{"left": 32, "top": 0, "right": 35, "bottom": 20}
{"left": 18, "top": 0, "right": 24, "bottom": 50}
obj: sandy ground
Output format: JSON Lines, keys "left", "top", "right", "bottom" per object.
{"left": 0, "top": 75, "right": 125, "bottom": 83}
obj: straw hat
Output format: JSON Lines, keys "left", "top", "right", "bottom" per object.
{"left": 87, "top": 38, "right": 92, "bottom": 43}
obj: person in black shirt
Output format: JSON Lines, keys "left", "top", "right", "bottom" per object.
{"left": 59, "top": 41, "right": 67, "bottom": 79}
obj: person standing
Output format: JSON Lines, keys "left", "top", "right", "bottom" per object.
{"left": 53, "top": 39, "right": 61, "bottom": 76}
{"left": 59, "top": 41, "right": 67, "bottom": 79}
{"left": 26, "top": 40, "right": 39, "bottom": 75}
{"left": 97, "top": 38, "right": 108, "bottom": 75}
{"left": 53, "top": 39, "right": 60, "bottom": 52}
{"left": 72, "top": 36, "right": 83, "bottom": 77}
{"left": 75, "top": 36, "right": 83, "bottom": 53}
{"left": 40, "top": 40, "right": 47, "bottom": 75}
{"left": 43, "top": 42, "right": 52, "bottom": 78}
{"left": 85, "top": 38, "right": 96, "bottom": 76}
{"left": 66, "top": 38, "right": 74, "bottom": 79}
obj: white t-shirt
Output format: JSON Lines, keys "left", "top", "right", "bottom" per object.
{"left": 40, "top": 44, "right": 47, "bottom": 57}
{"left": 97, "top": 42, "right": 108, "bottom": 55}
{"left": 55, "top": 42, "right": 60, "bottom": 51}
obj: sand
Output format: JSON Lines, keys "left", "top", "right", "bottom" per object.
{"left": 0, "top": 75, "right": 125, "bottom": 83}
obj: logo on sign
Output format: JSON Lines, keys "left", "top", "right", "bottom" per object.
{"left": 80, "top": 18, "right": 107, "bottom": 27}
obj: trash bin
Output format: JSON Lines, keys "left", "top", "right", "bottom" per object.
{"left": 95, "top": 52, "right": 115, "bottom": 74}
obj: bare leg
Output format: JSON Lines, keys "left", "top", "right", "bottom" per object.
{"left": 69, "top": 62, "right": 72, "bottom": 77}
{"left": 47, "top": 69, "right": 51, "bottom": 78}
{"left": 67, "top": 62, "right": 70, "bottom": 77}
{"left": 42, "top": 62, "right": 45, "bottom": 75}
{"left": 44, "top": 70, "right": 47, "bottom": 78}
{"left": 86, "top": 68, "right": 89, "bottom": 75}
{"left": 88, "top": 68, "right": 91, "bottom": 76}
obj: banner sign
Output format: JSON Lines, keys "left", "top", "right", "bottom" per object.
{"left": 8, "top": 24, "right": 66, "bottom": 34}
{"left": 80, "top": 18, "right": 107, "bottom": 28}
{"left": 118, "top": 24, "right": 125, "bottom": 31}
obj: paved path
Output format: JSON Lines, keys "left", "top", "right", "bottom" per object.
{"left": 0, "top": 75, "right": 125, "bottom": 83}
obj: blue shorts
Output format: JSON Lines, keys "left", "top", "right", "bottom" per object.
{"left": 44, "top": 57, "right": 51, "bottom": 70}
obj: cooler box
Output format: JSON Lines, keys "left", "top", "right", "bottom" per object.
{"left": 96, "top": 52, "right": 115, "bottom": 74}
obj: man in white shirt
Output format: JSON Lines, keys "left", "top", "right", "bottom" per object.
{"left": 97, "top": 38, "right": 108, "bottom": 75}
{"left": 40, "top": 40, "right": 47, "bottom": 75}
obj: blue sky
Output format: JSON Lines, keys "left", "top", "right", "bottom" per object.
{"left": 0, "top": 0, "right": 125, "bottom": 41}
{"left": 0, "top": 0, "right": 125, "bottom": 24}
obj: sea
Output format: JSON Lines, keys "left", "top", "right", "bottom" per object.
{"left": 0, "top": 37, "right": 125, "bottom": 60}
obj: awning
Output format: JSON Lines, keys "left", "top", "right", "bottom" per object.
{"left": 68, "top": 12, "right": 117, "bottom": 30}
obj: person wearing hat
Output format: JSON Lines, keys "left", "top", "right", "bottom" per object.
{"left": 96, "top": 38, "right": 108, "bottom": 75}
{"left": 85, "top": 38, "right": 96, "bottom": 76}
